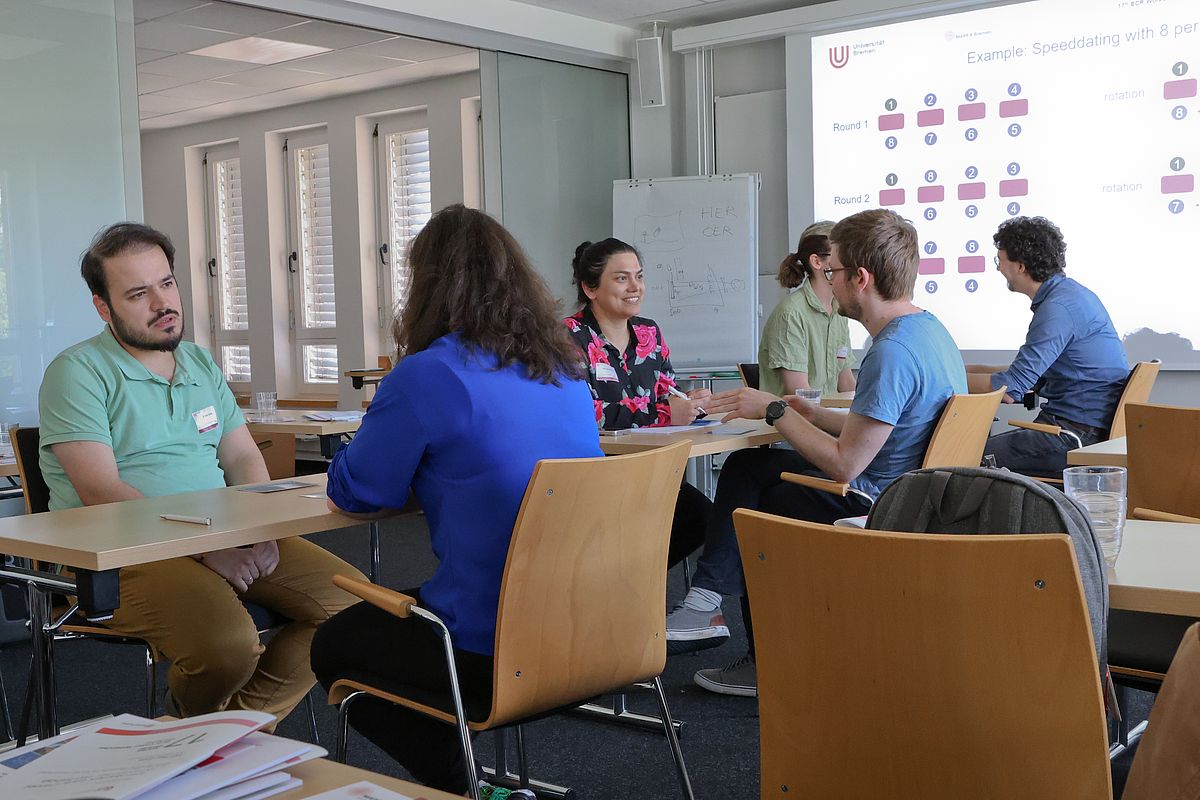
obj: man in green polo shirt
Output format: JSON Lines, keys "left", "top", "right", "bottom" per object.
{"left": 38, "top": 222, "right": 363, "bottom": 725}
{"left": 758, "top": 221, "right": 857, "bottom": 397}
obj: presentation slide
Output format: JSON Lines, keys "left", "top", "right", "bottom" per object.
{"left": 811, "top": 0, "right": 1199, "bottom": 366}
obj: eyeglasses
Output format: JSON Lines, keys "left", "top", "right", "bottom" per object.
{"left": 822, "top": 266, "right": 854, "bottom": 282}
{"left": 993, "top": 255, "right": 1001, "bottom": 267}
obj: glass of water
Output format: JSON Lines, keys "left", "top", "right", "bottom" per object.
{"left": 252, "top": 391, "right": 278, "bottom": 417}
{"left": 1063, "top": 465, "right": 1127, "bottom": 567}
{"left": 794, "top": 388, "right": 823, "bottom": 405}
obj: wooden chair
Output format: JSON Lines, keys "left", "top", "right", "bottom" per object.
{"left": 1007, "top": 359, "right": 1161, "bottom": 448}
{"left": 737, "top": 362, "right": 760, "bottom": 389}
{"left": 735, "top": 509, "right": 1111, "bottom": 799}
{"left": 327, "top": 441, "right": 695, "bottom": 800}
{"left": 780, "top": 387, "right": 1005, "bottom": 497}
{"left": 5, "top": 426, "right": 319, "bottom": 740}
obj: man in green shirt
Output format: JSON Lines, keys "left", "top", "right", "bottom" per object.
{"left": 39, "top": 222, "right": 362, "bottom": 725}
{"left": 758, "top": 222, "right": 857, "bottom": 397}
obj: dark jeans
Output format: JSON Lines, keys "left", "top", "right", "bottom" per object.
{"left": 669, "top": 483, "right": 711, "bottom": 568}
{"left": 983, "top": 410, "right": 1107, "bottom": 479}
{"left": 690, "top": 448, "right": 873, "bottom": 656}
{"left": 311, "top": 590, "right": 493, "bottom": 795}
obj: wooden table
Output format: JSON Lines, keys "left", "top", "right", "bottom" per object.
{"left": 344, "top": 368, "right": 389, "bottom": 390}
{"left": 821, "top": 391, "right": 855, "bottom": 408}
{"left": 599, "top": 420, "right": 783, "bottom": 457}
{"left": 1067, "top": 436, "right": 1127, "bottom": 468}
{"left": 246, "top": 412, "right": 364, "bottom": 460}
{"left": 279, "top": 757, "right": 459, "bottom": 799}
{"left": 0, "top": 457, "right": 17, "bottom": 478}
{"left": 1110, "top": 519, "right": 1200, "bottom": 617}
{"left": 0, "top": 475, "right": 366, "bottom": 739}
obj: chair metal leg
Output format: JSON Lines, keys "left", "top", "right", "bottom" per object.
{"left": 680, "top": 557, "right": 693, "bottom": 591}
{"left": 304, "top": 691, "right": 320, "bottom": 745}
{"left": 0, "top": 661, "right": 12, "bottom": 742}
{"left": 144, "top": 646, "right": 157, "bottom": 718}
{"left": 652, "top": 676, "right": 695, "bottom": 800}
{"left": 368, "top": 522, "right": 381, "bottom": 585}
{"left": 574, "top": 688, "right": 685, "bottom": 736}
{"left": 334, "top": 690, "right": 364, "bottom": 763}
{"left": 514, "top": 724, "right": 530, "bottom": 788}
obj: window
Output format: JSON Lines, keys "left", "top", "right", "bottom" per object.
{"left": 204, "top": 146, "right": 250, "bottom": 385}
{"left": 286, "top": 132, "right": 337, "bottom": 388}
{"left": 375, "top": 115, "right": 430, "bottom": 334}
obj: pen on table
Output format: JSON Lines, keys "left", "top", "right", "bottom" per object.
{"left": 160, "top": 513, "right": 212, "bottom": 526}
{"left": 666, "top": 385, "right": 706, "bottom": 418}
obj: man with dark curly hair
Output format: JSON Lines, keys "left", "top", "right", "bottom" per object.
{"left": 966, "top": 216, "right": 1129, "bottom": 477}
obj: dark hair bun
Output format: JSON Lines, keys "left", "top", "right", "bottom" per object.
{"left": 572, "top": 241, "right": 593, "bottom": 269}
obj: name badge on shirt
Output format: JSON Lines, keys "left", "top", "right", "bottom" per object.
{"left": 594, "top": 362, "right": 619, "bottom": 382}
{"left": 192, "top": 405, "right": 219, "bottom": 434}
{"left": 836, "top": 346, "right": 849, "bottom": 360}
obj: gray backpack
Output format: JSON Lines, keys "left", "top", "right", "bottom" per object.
{"left": 865, "top": 466, "right": 1109, "bottom": 676}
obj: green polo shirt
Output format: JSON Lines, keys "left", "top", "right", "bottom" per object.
{"left": 39, "top": 327, "right": 245, "bottom": 510}
{"left": 758, "top": 280, "right": 854, "bottom": 397}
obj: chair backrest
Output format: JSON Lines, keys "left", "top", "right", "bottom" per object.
{"left": 1126, "top": 402, "right": 1200, "bottom": 519}
{"left": 1109, "top": 360, "right": 1160, "bottom": 440}
{"left": 486, "top": 439, "right": 692, "bottom": 727}
{"left": 10, "top": 426, "right": 49, "bottom": 515}
{"left": 736, "top": 510, "right": 1111, "bottom": 800}
{"left": 737, "top": 362, "right": 759, "bottom": 390}
{"left": 920, "top": 387, "right": 1005, "bottom": 469}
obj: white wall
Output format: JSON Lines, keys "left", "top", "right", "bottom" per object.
{"left": 140, "top": 70, "right": 480, "bottom": 408}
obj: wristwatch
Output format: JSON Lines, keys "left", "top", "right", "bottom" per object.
{"left": 765, "top": 399, "right": 788, "bottom": 426}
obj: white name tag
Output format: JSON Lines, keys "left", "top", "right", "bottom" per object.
{"left": 594, "top": 362, "right": 619, "bottom": 382}
{"left": 836, "top": 346, "right": 849, "bottom": 359}
{"left": 192, "top": 405, "right": 219, "bottom": 434}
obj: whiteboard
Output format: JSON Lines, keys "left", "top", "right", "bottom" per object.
{"left": 612, "top": 174, "right": 759, "bottom": 370}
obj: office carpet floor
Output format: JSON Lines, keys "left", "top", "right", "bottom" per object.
{"left": 0, "top": 513, "right": 1151, "bottom": 798}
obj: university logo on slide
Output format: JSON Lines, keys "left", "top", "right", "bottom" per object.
{"left": 829, "top": 46, "right": 850, "bottom": 69}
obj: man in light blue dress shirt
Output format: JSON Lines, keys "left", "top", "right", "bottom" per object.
{"left": 967, "top": 216, "right": 1129, "bottom": 477}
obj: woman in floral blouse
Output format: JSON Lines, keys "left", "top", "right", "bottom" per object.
{"left": 564, "top": 238, "right": 711, "bottom": 576}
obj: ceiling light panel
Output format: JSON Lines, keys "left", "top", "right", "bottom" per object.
{"left": 190, "top": 36, "right": 330, "bottom": 65}
{"left": 264, "top": 20, "right": 392, "bottom": 50}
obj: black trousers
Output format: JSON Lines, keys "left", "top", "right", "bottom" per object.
{"left": 669, "top": 482, "right": 711, "bottom": 568}
{"left": 311, "top": 590, "right": 493, "bottom": 795}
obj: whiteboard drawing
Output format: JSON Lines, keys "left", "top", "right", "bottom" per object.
{"left": 660, "top": 260, "right": 747, "bottom": 314}
{"left": 634, "top": 212, "right": 684, "bottom": 252}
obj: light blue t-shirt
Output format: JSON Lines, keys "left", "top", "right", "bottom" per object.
{"left": 850, "top": 311, "right": 967, "bottom": 498}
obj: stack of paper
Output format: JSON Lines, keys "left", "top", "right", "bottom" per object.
{"left": 0, "top": 712, "right": 325, "bottom": 800}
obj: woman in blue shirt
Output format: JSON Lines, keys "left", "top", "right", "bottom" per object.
{"left": 311, "top": 205, "right": 601, "bottom": 796}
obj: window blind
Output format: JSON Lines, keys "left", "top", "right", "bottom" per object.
{"left": 302, "top": 343, "right": 339, "bottom": 384}
{"left": 214, "top": 158, "right": 248, "bottom": 332}
{"left": 386, "top": 129, "right": 431, "bottom": 312}
{"left": 296, "top": 143, "right": 335, "bottom": 330}
{"left": 221, "top": 345, "right": 251, "bottom": 383}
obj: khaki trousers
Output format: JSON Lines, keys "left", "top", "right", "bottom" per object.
{"left": 102, "top": 537, "right": 363, "bottom": 725}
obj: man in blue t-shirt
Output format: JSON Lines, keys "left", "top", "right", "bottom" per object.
{"left": 966, "top": 216, "right": 1129, "bottom": 477}
{"left": 664, "top": 209, "right": 966, "bottom": 697}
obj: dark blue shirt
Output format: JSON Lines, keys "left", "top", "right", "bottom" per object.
{"left": 992, "top": 275, "right": 1128, "bottom": 430}
{"left": 327, "top": 333, "right": 602, "bottom": 655}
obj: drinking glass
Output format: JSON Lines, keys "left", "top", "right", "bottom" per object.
{"left": 794, "top": 388, "right": 822, "bottom": 405}
{"left": 1063, "top": 465, "right": 1127, "bottom": 567}
{"left": 252, "top": 391, "right": 278, "bottom": 415}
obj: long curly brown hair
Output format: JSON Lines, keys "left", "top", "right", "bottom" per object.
{"left": 392, "top": 204, "right": 583, "bottom": 384}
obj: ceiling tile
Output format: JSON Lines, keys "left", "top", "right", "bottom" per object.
{"left": 285, "top": 50, "right": 398, "bottom": 78}
{"left": 137, "top": 93, "right": 202, "bottom": 115}
{"left": 135, "top": 71, "right": 192, "bottom": 93}
{"left": 158, "top": 3, "right": 305, "bottom": 36}
{"left": 132, "top": 0, "right": 210, "bottom": 21}
{"left": 216, "top": 66, "right": 329, "bottom": 91}
{"left": 507, "top": 0, "right": 703, "bottom": 23}
{"left": 264, "top": 20, "right": 392, "bottom": 50}
{"left": 134, "top": 19, "right": 240, "bottom": 53}
{"left": 350, "top": 35, "right": 473, "bottom": 63}
{"left": 137, "top": 52, "right": 258, "bottom": 80}
{"left": 136, "top": 47, "right": 173, "bottom": 63}
{"left": 154, "top": 79, "right": 267, "bottom": 102}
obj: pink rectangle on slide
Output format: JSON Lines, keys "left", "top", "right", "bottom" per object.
{"left": 879, "top": 188, "right": 906, "bottom": 205}
{"left": 957, "top": 182, "right": 986, "bottom": 200}
{"left": 999, "top": 99, "right": 1028, "bottom": 117}
{"left": 1164, "top": 79, "right": 1197, "bottom": 100}
{"left": 999, "top": 179, "right": 1028, "bottom": 197}
{"left": 958, "top": 256, "right": 986, "bottom": 274}
{"left": 1161, "top": 174, "right": 1195, "bottom": 194}
{"left": 878, "top": 113, "right": 905, "bottom": 131}
{"left": 958, "top": 102, "right": 986, "bottom": 121}
{"left": 917, "top": 185, "right": 945, "bottom": 203}
{"left": 918, "top": 258, "right": 945, "bottom": 275}
{"left": 917, "top": 109, "right": 944, "bottom": 127}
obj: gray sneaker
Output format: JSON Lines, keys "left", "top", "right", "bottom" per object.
{"left": 693, "top": 654, "right": 757, "bottom": 697}
{"left": 665, "top": 602, "right": 729, "bottom": 655}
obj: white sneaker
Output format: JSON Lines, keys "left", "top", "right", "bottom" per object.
{"left": 665, "top": 602, "right": 729, "bottom": 655}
